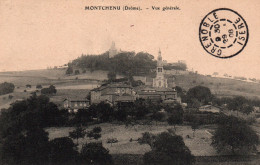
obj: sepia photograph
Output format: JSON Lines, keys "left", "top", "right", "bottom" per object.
{"left": 0, "top": 0, "right": 260, "bottom": 164}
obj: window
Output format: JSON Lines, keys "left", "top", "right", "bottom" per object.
{"left": 84, "top": 103, "right": 87, "bottom": 107}
{"left": 80, "top": 103, "right": 82, "bottom": 106}
{"left": 74, "top": 103, "right": 78, "bottom": 107}
{"left": 158, "top": 68, "right": 162, "bottom": 72}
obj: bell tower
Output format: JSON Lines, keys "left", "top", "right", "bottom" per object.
{"left": 153, "top": 49, "right": 167, "bottom": 88}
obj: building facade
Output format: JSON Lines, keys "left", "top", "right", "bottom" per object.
{"left": 136, "top": 87, "right": 178, "bottom": 103}
{"left": 153, "top": 49, "right": 168, "bottom": 88}
{"left": 63, "top": 98, "right": 90, "bottom": 111}
{"left": 90, "top": 83, "right": 136, "bottom": 105}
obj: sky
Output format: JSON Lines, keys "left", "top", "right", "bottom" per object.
{"left": 0, "top": 0, "right": 259, "bottom": 79}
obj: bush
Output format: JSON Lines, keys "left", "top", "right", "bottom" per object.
{"left": 49, "top": 137, "right": 78, "bottom": 164}
{"left": 107, "top": 138, "right": 118, "bottom": 144}
{"left": 26, "top": 84, "right": 31, "bottom": 88}
{"left": 36, "top": 84, "right": 42, "bottom": 89}
{"left": 80, "top": 142, "right": 113, "bottom": 165}
{"left": 8, "top": 95, "right": 13, "bottom": 99}
{"left": 0, "top": 82, "right": 15, "bottom": 95}
{"left": 143, "top": 132, "right": 195, "bottom": 165}
{"left": 186, "top": 86, "right": 212, "bottom": 105}
{"left": 93, "top": 126, "right": 102, "bottom": 133}
{"left": 41, "top": 85, "right": 57, "bottom": 95}
{"left": 74, "top": 70, "right": 80, "bottom": 75}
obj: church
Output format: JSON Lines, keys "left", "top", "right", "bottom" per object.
{"left": 136, "top": 49, "right": 181, "bottom": 104}
{"left": 153, "top": 49, "right": 168, "bottom": 88}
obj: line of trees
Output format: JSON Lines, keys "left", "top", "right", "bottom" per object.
{"left": 66, "top": 51, "right": 157, "bottom": 76}
{"left": 67, "top": 51, "right": 187, "bottom": 77}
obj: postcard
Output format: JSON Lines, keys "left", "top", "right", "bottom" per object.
{"left": 0, "top": 0, "right": 260, "bottom": 164}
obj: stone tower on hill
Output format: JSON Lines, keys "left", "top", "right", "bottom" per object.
{"left": 109, "top": 41, "right": 118, "bottom": 58}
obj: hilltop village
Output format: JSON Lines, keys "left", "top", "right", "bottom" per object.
{"left": 64, "top": 42, "right": 184, "bottom": 111}
{"left": 64, "top": 46, "right": 181, "bottom": 112}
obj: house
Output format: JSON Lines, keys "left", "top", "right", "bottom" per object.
{"left": 63, "top": 98, "right": 90, "bottom": 112}
{"left": 199, "top": 105, "right": 220, "bottom": 113}
{"left": 136, "top": 87, "right": 180, "bottom": 104}
{"left": 90, "top": 83, "right": 136, "bottom": 105}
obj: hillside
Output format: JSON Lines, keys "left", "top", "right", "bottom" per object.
{"left": 175, "top": 74, "right": 260, "bottom": 99}
{"left": 1, "top": 69, "right": 260, "bottom": 98}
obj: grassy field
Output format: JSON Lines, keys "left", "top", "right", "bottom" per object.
{"left": 46, "top": 123, "right": 216, "bottom": 156}
{"left": 1, "top": 69, "right": 259, "bottom": 99}
{"left": 0, "top": 69, "right": 105, "bottom": 109}
{"left": 174, "top": 74, "right": 260, "bottom": 99}
{"left": 46, "top": 123, "right": 260, "bottom": 165}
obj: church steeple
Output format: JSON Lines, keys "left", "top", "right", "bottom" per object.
{"left": 157, "top": 49, "right": 163, "bottom": 67}
{"left": 153, "top": 48, "right": 168, "bottom": 88}
{"left": 158, "top": 48, "right": 162, "bottom": 61}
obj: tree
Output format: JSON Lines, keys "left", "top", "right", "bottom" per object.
{"left": 211, "top": 115, "right": 259, "bottom": 155}
{"left": 36, "top": 84, "right": 42, "bottom": 89}
{"left": 41, "top": 85, "right": 57, "bottom": 95}
{"left": 26, "top": 84, "right": 31, "bottom": 88}
{"left": 0, "top": 82, "right": 15, "bottom": 95}
{"left": 49, "top": 137, "right": 78, "bottom": 164}
{"left": 80, "top": 142, "right": 113, "bottom": 165}
{"left": 94, "top": 102, "right": 114, "bottom": 122}
{"left": 0, "top": 96, "right": 52, "bottom": 165}
{"left": 142, "top": 132, "right": 195, "bottom": 165}
{"left": 66, "top": 66, "right": 73, "bottom": 74}
{"left": 241, "top": 104, "right": 254, "bottom": 115}
{"left": 49, "top": 85, "right": 57, "bottom": 94}
{"left": 74, "top": 69, "right": 80, "bottom": 75}
{"left": 186, "top": 86, "right": 212, "bottom": 105}
{"left": 138, "top": 132, "right": 156, "bottom": 149}
{"left": 227, "top": 96, "right": 248, "bottom": 116}
{"left": 107, "top": 71, "right": 116, "bottom": 82}
{"left": 87, "top": 127, "right": 102, "bottom": 140}
{"left": 167, "top": 104, "right": 183, "bottom": 130}
{"left": 69, "top": 125, "right": 86, "bottom": 145}
{"left": 191, "top": 121, "right": 199, "bottom": 137}
{"left": 168, "top": 115, "right": 182, "bottom": 130}
{"left": 73, "top": 109, "right": 93, "bottom": 125}
{"left": 152, "top": 112, "right": 165, "bottom": 125}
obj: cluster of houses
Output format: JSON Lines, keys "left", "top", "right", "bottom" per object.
{"left": 63, "top": 49, "right": 181, "bottom": 112}
{"left": 63, "top": 83, "right": 180, "bottom": 112}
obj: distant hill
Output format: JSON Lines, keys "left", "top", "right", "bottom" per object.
{"left": 175, "top": 73, "right": 260, "bottom": 99}
{"left": 0, "top": 67, "right": 259, "bottom": 100}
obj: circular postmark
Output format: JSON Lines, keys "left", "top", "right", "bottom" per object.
{"left": 199, "top": 8, "right": 249, "bottom": 58}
